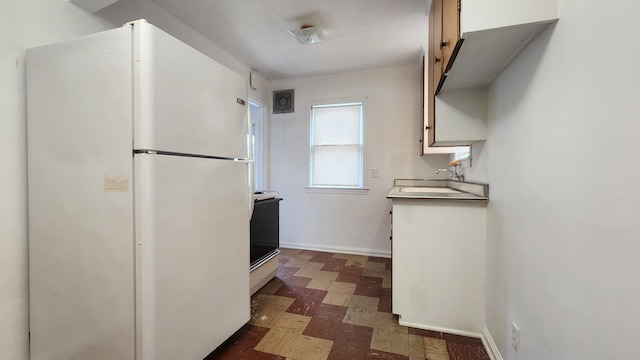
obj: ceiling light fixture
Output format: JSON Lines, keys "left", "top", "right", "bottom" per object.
{"left": 287, "top": 24, "right": 325, "bottom": 44}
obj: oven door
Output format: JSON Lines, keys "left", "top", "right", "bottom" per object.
{"left": 250, "top": 197, "right": 282, "bottom": 267}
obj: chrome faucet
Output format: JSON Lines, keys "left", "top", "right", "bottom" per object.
{"left": 436, "top": 162, "right": 464, "bottom": 182}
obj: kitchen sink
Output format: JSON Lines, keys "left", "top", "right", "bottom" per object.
{"left": 398, "top": 187, "right": 463, "bottom": 194}
{"left": 387, "top": 179, "right": 489, "bottom": 200}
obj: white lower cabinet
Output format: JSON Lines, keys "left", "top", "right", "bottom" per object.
{"left": 391, "top": 199, "right": 486, "bottom": 336}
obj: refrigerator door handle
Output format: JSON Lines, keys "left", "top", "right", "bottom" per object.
{"left": 248, "top": 160, "right": 254, "bottom": 218}
{"left": 235, "top": 159, "right": 255, "bottom": 218}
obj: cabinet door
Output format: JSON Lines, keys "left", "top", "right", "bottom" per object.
{"left": 441, "top": 0, "right": 461, "bottom": 73}
{"left": 428, "top": 0, "right": 441, "bottom": 146}
{"left": 431, "top": 0, "right": 444, "bottom": 91}
{"left": 420, "top": 55, "right": 425, "bottom": 155}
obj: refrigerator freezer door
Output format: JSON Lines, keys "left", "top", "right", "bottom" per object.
{"left": 132, "top": 22, "right": 249, "bottom": 159}
{"left": 134, "top": 153, "right": 250, "bottom": 360}
{"left": 27, "top": 27, "right": 135, "bottom": 360}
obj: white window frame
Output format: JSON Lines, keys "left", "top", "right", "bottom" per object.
{"left": 307, "top": 99, "right": 367, "bottom": 193}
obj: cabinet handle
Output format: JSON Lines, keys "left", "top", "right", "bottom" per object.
{"left": 440, "top": 40, "right": 447, "bottom": 49}
{"left": 435, "top": 57, "right": 441, "bottom": 64}
{"left": 425, "top": 125, "right": 430, "bottom": 130}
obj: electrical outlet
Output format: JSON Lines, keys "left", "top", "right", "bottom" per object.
{"left": 372, "top": 168, "right": 379, "bottom": 178}
{"left": 512, "top": 322, "right": 521, "bottom": 353}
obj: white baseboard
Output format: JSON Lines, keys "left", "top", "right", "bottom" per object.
{"left": 481, "top": 326, "right": 504, "bottom": 360}
{"left": 397, "top": 320, "right": 482, "bottom": 339}
{"left": 280, "top": 242, "right": 391, "bottom": 258}
{"left": 396, "top": 320, "right": 503, "bottom": 360}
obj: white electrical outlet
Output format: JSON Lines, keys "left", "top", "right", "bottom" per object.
{"left": 372, "top": 168, "right": 379, "bottom": 178}
{"left": 512, "top": 322, "right": 521, "bottom": 353}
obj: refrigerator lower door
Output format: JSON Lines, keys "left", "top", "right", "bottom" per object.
{"left": 134, "top": 153, "right": 250, "bottom": 360}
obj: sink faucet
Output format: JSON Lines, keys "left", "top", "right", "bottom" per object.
{"left": 436, "top": 161, "right": 464, "bottom": 182}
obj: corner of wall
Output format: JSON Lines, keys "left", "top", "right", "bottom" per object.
{"left": 482, "top": 326, "right": 504, "bottom": 360}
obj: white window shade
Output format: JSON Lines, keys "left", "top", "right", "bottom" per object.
{"left": 310, "top": 102, "right": 364, "bottom": 188}
{"left": 312, "top": 105, "right": 361, "bottom": 145}
{"left": 312, "top": 145, "right": 360, "bottom": 186}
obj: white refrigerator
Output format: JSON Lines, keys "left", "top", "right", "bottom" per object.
{"left": 27, "top": 20, "right": 253, "bottom": 360}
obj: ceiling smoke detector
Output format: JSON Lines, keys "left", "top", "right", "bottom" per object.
{"left": 287, "top": 24, "right": 325, "bottom": 44}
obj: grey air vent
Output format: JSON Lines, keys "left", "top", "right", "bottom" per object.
{"left": 273, "top": 89, "right": 294, "bottom": 114}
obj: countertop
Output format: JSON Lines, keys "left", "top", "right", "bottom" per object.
{"left": 386, "top": 179, "right": 489, "bottom": 201}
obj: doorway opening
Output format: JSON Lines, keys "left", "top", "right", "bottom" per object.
{"left": 249, "top": 99, "right": 265, "bottom": 190}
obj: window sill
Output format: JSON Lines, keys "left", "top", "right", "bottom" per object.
{"left": 305, "top": 186, "right": 370, "bottom": 195}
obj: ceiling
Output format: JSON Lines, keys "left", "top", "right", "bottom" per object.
{"left": 148, "top": 0, "right": 430, "bottom": 80}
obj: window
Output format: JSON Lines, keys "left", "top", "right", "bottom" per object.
{"left": 454, "top": 146, "right": 471, "bottom": 161}
{"left": 309, "top": 102, "right": 364, "bottom": 188}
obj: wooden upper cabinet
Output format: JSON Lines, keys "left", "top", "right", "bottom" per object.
{"left": 435, "top": 0, "right": 559, "bottom": 92}
{"left": 427, "top": 0, "right": 439, "bottom": 147}
{"left": 419, "top": 54, "right": 425, "bottom": 155}
{"left": 441, "top": 0, "right": 462, "bottom": 74}
{"left": 424, "top": 0, "right": 559, "bottom": 147}
{"left": 431, "top": 0, "right": 443, "bottom": 94}
{"left": 432, "top": 0, "right": 463, "bottom": 94}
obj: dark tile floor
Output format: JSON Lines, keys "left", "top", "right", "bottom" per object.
{"left": 206, "top": 248, "right": 490, "bottom": 360}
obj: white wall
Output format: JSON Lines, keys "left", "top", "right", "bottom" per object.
{"left": 465, "top": 0, "right": 640, "bottom": 358}
{"left": 270, "top": 65, "right": 450, "bottom": 257}
{"left": 0, "top": 2, "right": 112, "bottom": 358}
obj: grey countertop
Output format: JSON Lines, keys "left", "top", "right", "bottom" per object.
{"left": 386, "top": 179, "right": 489, "bottom": 201}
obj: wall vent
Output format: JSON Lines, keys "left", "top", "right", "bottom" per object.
{"left": 273, "top": 89, "right": 294, "bottom": 114}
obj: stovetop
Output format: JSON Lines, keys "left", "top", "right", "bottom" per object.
{"left": 254, "top": 190, "right": 279, "bottom": 201}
